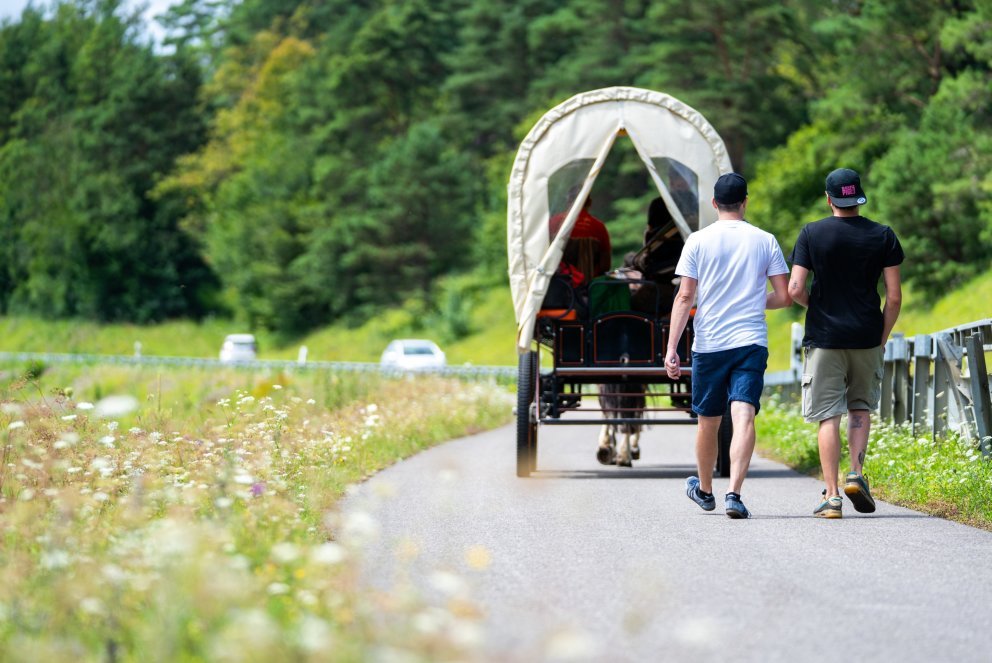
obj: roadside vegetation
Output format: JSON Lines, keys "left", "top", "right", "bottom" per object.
{"left": 0, "top": 363, "right": 512, "bottom": 660}
{"left": 756, "top": 395, "right": 992, "bottom": 530}
{"left": 7, "top": 264, "right": 992, "bottom": 372}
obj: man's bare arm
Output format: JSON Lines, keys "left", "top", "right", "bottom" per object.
{"left": 881, "top": 265, "right": 902, "bottom": 345}
{"left": 665, "top": 277, "right": 697, "bottom": 379}
{"left": 788, "top": 265, "right": 811, "bottom": 308}
{"left": 766, "top": 273, "right": 792, "bottom": 309}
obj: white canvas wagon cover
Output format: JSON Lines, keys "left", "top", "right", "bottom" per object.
{"left": 507, "top": 86, "right": 733, "bottom": 352}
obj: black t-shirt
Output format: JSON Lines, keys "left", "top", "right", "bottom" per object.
{"left": 789, "top": 215, "right": 904, "bottom": 349}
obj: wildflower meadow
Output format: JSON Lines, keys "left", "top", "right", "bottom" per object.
{"left": 0, "top": 364, "right": 512, "bottom": 661}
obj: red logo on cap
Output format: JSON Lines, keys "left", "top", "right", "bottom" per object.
{"left": 841, "top": 185, "right": 856, "bottom": 196}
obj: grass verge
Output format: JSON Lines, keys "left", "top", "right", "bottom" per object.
{"left": 755, "top": 395, "right": 992, "bottom": 530}
{"left": 0, "top": 363, "right": 513, "bottom": 660}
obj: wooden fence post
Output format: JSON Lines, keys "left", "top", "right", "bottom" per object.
{"left": 966, "top": 332, "right": 992, "bottom": 457}
{"left": 912, "top": 334, "right": 931, "bottom": 435}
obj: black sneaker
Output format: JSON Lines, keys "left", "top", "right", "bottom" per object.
{"left": 844, "top": 472, "right": 877, "bottom": 513}
{"left": 685, "top": 476, "right": 715, "bottom": 511}
{"left": 724, "top": 492, "right": 750, "bottom": 519}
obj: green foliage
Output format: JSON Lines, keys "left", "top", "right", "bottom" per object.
{"left": 3, "top": 0, "right": 992, "bottom": 340}
{"left": 0, "top": 1, "right": 214, "bottom": 322}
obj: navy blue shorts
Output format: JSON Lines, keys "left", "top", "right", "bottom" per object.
{"left": 691, "top": 344, "right": 769, "bottom": 417}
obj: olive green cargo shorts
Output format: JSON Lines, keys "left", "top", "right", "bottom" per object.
{"left": 801, "top": 346, "right": 884, "bottom": 423}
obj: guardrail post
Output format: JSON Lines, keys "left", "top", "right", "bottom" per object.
{"left": 912, "top": 334, "right": 931, "bottom": 435}
{"left": 880, "top": 338, "right": 895, "bottom": 421}
{"left": 934, "top": 333, "right": 969, "bottom": 438}
{"left": 790, "top": 322, "right": 803, "bottom": 373}
{"left": 890, "top": 333, "right": 911, "bottom": 424}
{"left": 966, "top": 332, "right": 992, "bottom": 457}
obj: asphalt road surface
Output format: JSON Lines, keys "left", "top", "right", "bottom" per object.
{"left": 342, "top": 415, "right": 992, "bottom": 662}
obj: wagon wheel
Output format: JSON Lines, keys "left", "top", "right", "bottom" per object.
{"left": 516, "top": 350, "right": 538, "bottom": 477}
{"left": 716, "top": 403, "right": 732, "bottom": 478}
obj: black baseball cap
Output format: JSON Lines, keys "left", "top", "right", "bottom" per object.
{"left": 713, "top": 172, "right": 747, "bottom": 205}
{"left": 825, "top": 168, "right": 867, "bottom": 207}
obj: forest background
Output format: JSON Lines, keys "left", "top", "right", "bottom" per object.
{"left": 1, "top": 0, "right": 991, "bottom": 364}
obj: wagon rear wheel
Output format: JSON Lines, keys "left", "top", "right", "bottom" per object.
{"left": 716, "top": 403, "right": 732, "bottom": 478}
{"left": 516, "top": 350, "right": 538, "bottom": 477}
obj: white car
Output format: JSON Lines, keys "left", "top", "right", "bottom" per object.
{"left": 380, "top": 339, "right": 446, "bottom": 371}
{"left": 219, "top": 334, "right": 258, "bottom": 363}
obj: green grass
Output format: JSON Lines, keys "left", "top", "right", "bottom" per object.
{"left": 755, "top": 396, "right": 992, "bottom": 529}
{"left": 3, "top": 265, "right": 991, "bottom": 371}
{"left": 292, "top": 284, "right": 518, "bottom": 367}
{"left": 0, "top": 363, "right": 513, "bottom": 660}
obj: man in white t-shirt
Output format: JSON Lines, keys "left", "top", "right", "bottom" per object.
{"left": 664, "top": 172, "right": 791, "bottom": 519}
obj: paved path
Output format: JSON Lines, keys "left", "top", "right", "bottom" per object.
{"left": 342, "top": 416, "right": 992, "bottom": 662}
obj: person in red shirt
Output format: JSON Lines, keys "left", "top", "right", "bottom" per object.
{"left": 549, "top": 195, "right": 612, "bottom": 281}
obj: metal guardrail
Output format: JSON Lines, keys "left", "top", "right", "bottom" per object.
{"left": 0, "top": 351, "right": 517, "bottom": 381}
{"left": 764, "top": 319, "right": 992, "bottom": 457}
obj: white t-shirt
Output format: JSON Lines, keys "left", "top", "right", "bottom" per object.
{"left": 675, "top": 220, "right": 789, "bottom": 353}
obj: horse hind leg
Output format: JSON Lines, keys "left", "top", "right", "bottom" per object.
{"left": 630, "top": 427, "right": 641, "bottom": 461}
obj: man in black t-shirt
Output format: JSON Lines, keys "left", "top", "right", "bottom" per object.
{"left": 787, "top": 168, "right": 904, "bottom": 519}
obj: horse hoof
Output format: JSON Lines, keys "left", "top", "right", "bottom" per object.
{"left": 617, "top": 457, "right": 632, "bottom": 467}
{"left": 596, "top": 446, "right": 614, "bottom": 465}
{"left": 631, "top": 447, "right": 641, "bottom": 460}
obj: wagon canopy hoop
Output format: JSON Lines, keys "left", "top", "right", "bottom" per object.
{"left": 507, "top": 86, "right": 733, "bottom": 353}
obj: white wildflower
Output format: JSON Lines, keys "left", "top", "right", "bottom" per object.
{"left": 40, "top": 550, "right": 71, "bottom": 569}
{"left": 546, "top": 628, "right": 604, "bottom": 660}
{"left": 412, "top": 608, "right": 449, "bottom": 636}
{"left": 310, "top": 542, "right": 346, "bottom": 565}
{"left": 429, "top": 570, "right": 469, "bottom": 598}
{"left": 339, "top": 511, "right": 380, "bottom": 546}
{"left": 270, "top": 543, "right": 299, "bottom": 564}
{"left": 267, "top": 582, "right": 290, "bottom": 595}
{"left": 297, "top": 616, "right": 332, "bottom": 653}
{"left": 79, "top": 597, "right": 104, "bottom": 615}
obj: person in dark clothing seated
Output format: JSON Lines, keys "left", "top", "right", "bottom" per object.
{"left": 624, "top": 197, "right": 685, "bottom": 315}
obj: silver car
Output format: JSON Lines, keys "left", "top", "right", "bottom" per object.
{"left": 380, "top": 339, "right": 446, "bottom": 371}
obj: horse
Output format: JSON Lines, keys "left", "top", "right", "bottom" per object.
{"left": 596, "top": 379, "right": 647, "bottom": 467}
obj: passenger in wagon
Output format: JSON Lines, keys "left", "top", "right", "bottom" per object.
{"left": 625, "top": 197, "right": 685, "bottom": 313}
{"left": 549, "top": 192, "right": 612, "bottom": 283}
